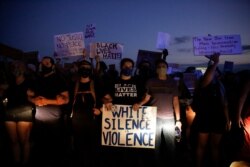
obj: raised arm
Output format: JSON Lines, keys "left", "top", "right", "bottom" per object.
{"left": 201, "top": 53, "right": 220, "bottom": 88}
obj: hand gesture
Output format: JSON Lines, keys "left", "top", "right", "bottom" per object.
{"left": 205, "top": 52, "right": 220, "bottom": 65}
{"left": 93, "top": 108, "right": 101, "bottom": 116}
{"left": 132, "top": 103, "right": 141, "bottom": 111}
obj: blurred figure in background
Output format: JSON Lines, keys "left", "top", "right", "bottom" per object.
{"left": 230, "top": 71, "right": 250, "bottom": 167}
{"left": 134, "top": 59, "right": 154, "bottom": 88}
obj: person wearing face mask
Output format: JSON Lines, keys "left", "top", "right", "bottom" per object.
{"left": 101, "top": 57, "right": 151, "bottom": 166}
{"left": 70, "top": 60, "right": 102, "bottom": 167}
{"left": 103, "top": 58, "right": 150, "bottom": 111}
{"left": 27, "top": 56, "right": 69, "bottom": 167}
{"left": 3, "top": 60, "right": 34, "bottom": 167}
{"left": 134, "top": 60, "right": 154, "bottom": 89}
{"left": 145, "top": 59, "right": 181, "bottom": 167}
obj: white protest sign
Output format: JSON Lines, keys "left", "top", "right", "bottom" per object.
{"left": 102, "top": 104, "right": 157, "bottom": 149}
{"left": 193, "top": 34, "right": 242, "bottom": 56}
{"left": 90, "top": 42, "right": 123, "bottom": 59}
{"left": 54, "top": 32, "right": 84, "bottom": 57}
{"left": 156, "top": 32, "right": 170, "bottom": 50}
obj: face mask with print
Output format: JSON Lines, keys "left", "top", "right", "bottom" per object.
{"left": 121, "top": 68, "right": 133, "bottom": 76}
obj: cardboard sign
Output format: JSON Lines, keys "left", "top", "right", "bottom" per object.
{"left": 90, "top": 42, "right": 123, "bottom": 59}
{"left": 54, "top": 32, "right": 84, "bottom": 57}
{"left": 102, "top": 104, "right": 157, "bottom": 149}
{"left": 193, "top": 35, "right": 242, "bottom": 56}
{"left": 136, "top": 49, "right": 162, "bottom": 70}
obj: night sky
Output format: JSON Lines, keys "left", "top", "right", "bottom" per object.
{"left": 1, "top": 0, "right": 250, "bottom": 70}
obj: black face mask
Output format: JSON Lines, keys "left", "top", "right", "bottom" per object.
{"left": 121, "top": 68, "right": 133, "bottom": 76}
{"left": 41, "top": 66, "right": 53, "bottom": 75}
{"left": 78, "top": 68, "right": 92, "bottom": 78}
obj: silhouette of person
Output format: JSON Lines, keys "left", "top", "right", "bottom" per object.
{"left": 192, "top": 53, "right": 231, "bottom": 167}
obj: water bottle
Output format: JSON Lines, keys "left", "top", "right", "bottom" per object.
{"left": 175, "top": 126, "right": 181, "bottom": 142}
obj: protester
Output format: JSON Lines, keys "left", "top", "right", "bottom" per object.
{"left": 146, "top": 58, "right": 181, "bottom": 167}
{"left": 134, "top": 59, "right": 154, "bottom": 87}
{"left": 191, "top": 53, "right": 231, "bottom": 167}
{"left": 27, "top": 56, "right": 69, "bottom": 167}
{"left": 101, "top": 57, "right": 150, "bottom": 166}
{"left": 71, "top": 60, "right": 101, "bottom": 167}
{"left": 3, "top": 60, "right": 34, "bottom": 167}
{"left": 229, "top": 71, "right": 250, "bottom": 166}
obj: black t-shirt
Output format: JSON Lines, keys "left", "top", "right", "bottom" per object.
{"left": 6, "top": 79, "right": 32, "bottom": 108}
{"left": 104, "top": 77, "right": 146, "bottom": 105}
{"left": 30, "top": 73, "right": 68, "bottom": 99}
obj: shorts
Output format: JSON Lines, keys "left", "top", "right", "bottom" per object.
{"left": 5, "top": 105, "right": 34, "bottom": 122}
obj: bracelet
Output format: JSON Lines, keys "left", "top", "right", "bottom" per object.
{"left": 176, "top": 119, "right": 181, "bottom": 122}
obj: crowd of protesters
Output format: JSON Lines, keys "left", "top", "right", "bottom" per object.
{"left": 0, "top": 51, "right": 249, "bottom": 167}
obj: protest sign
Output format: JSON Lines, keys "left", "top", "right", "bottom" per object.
{"left": 156, "top": 32, "right": 170, "bottom": 50}
{"left": 136, "top": 50, "right": 162, "bottom": 70}
{"left": 102, "top": 104, "right": 157, "bottom": 149}
{"left": 90, "top": 42, "right": 123, "bottom": 59}
{"left": 193, "top": 34, "right": 242, "bottom": 56}
{"left": 84, "top": 23, "right": 96, "bottom": 40}
{"left": 54, "top": 32, "right": 84, "bottom": 57}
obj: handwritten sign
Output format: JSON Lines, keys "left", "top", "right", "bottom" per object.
{"left": 193, "top": 35, "right": 242, "bottom": 56}
{"left": 54, "top": 32, "right": 84, "bottom": 57}
{"left": 90, "top": 42, "right": 123, "bottom": 59}
{"left": 85, "top": 24, "right": 96, "bottom": 40}
{"left": 102, "top": 104, "right": 157, "bottom": 149}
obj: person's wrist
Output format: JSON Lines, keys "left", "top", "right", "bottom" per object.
{"left": 176, "top": 119, "right": 181, "bottom": 122}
